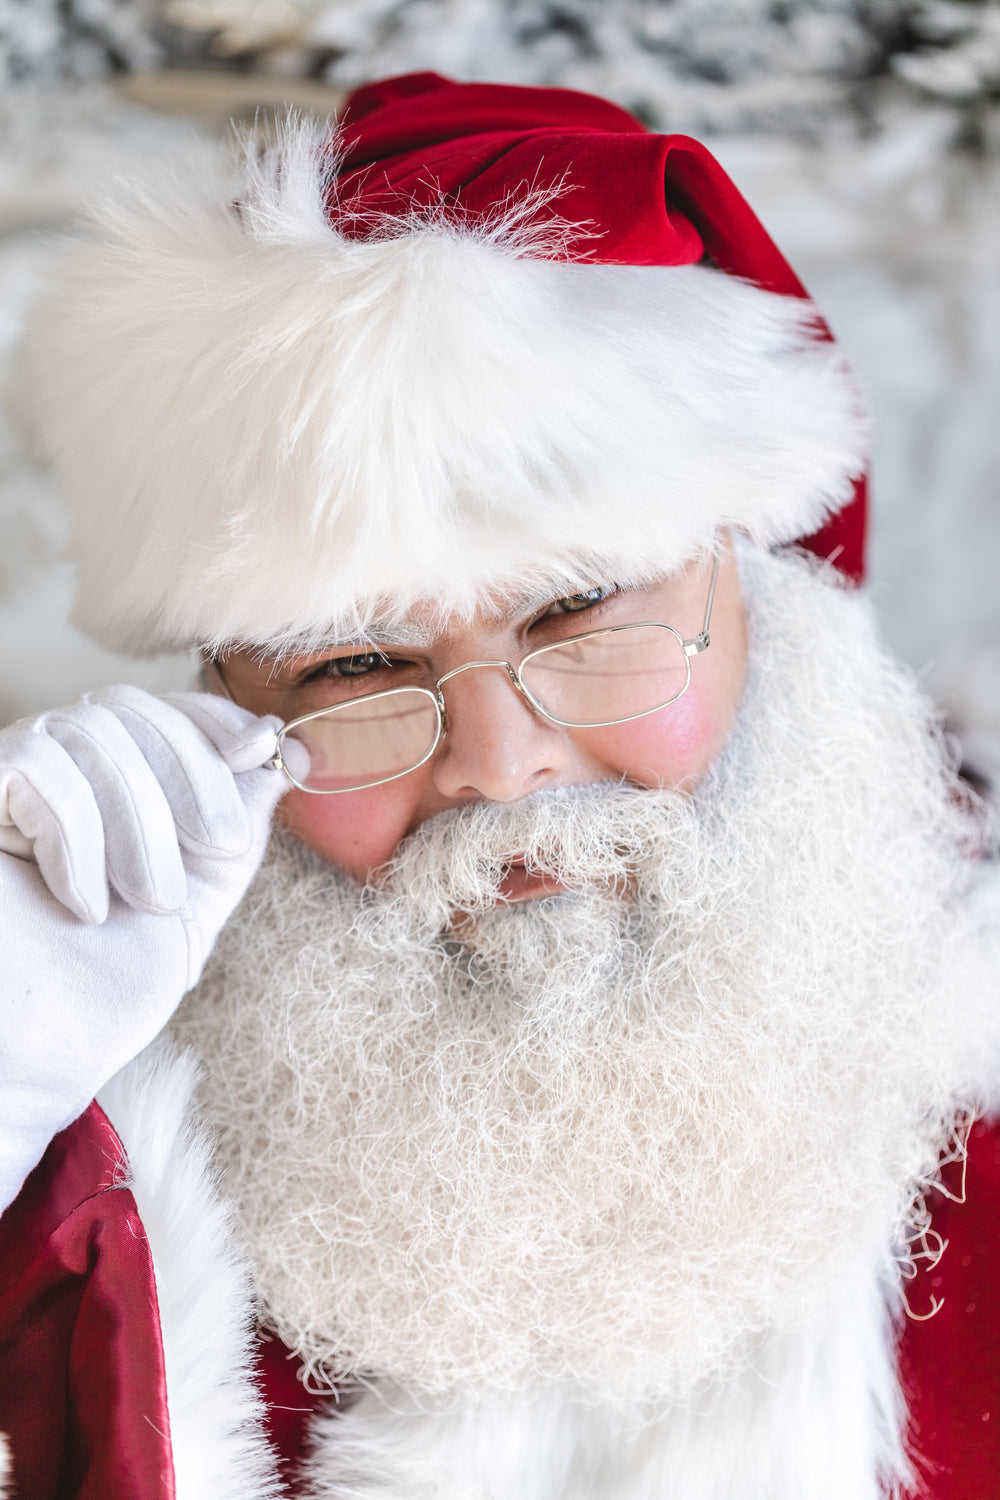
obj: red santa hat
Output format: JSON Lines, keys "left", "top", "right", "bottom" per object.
{"left": 29, "top": 71, "right": 867, "bottom": 657}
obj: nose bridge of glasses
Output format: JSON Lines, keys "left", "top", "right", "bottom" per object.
{"left": 435, "top": 658, "right": 524, "bottom": 697}
{"left": 433, "top": 658, "right": 539, "bottom": 734}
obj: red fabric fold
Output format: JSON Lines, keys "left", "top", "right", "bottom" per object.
{"left": 0, "top": 1105, "right": 175, "bottom": 1500}
{"left": 336, "top": 72, "right": 798, "bottom": 282}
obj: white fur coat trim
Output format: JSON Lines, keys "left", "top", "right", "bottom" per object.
{"left": 300, "top": 1270, "right": 911, "bottom": 1500}
{"left": 98, "top": 1042, "right": 283, "bottom": 1500}
{"left": 28, "top": 119, "right": 867, "bottom": 656}
{"left": 97, "top": 1041, "right": 913, "bottom": 1500}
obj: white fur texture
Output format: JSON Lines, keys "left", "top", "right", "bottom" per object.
{"left": 172, "top": 546, "right": 998, "bottom": 1414}
{"left": 301, "top": 1270, "right": 908, "bottom": 1500}
{"left": 28, "top": 118, "right": 866, "bottom": 656}
{"left": 98, "top": 1043, "right": 282, "bottom": 1500}
{"left": 0, "top": 1432, "right": 9, "bottom": 1498}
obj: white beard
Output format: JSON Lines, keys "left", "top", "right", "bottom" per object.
{"left": 172, "top": 545, "right": 996, "bottom": 1419}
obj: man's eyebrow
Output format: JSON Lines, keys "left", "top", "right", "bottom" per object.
{"left": 476, "top": 576, "right": 621, "bottom": 627}
{"left": 360, "top": 620, "right": 437, "bottom": 648}
{"left": 292, "top": 578, "right": 612, "bottom": 657}
{"left": 480, "top": 581, "right": 581, "bottom": 622}
{"left": 309, "top": 619, "right": 437, "bottom": 652}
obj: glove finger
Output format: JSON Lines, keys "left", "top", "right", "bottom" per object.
{"left": 94, "top": 687, "right": 279, "bottom": 860}
{"left": 102, "top": 690, "right": 284, "bottom": 858}
{"left": 158, "top": 691, "right": 283, "bottom": 775}
{"left": 160, "top": 689, "right": 291, "bottom": 835}
{"left": 0, "top": 729, "right": 109, "bottom": 922}
{"left": 41, "top": 704, "right": 187, "bottom": 915}
{"left": 164, "top": 691, "right": 307, "bottom": 810}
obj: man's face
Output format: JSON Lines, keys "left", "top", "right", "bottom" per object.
{"left": 219, "top": 542, "right": 747, "bottom": 885}
{"left": 179, "top": 542, "right": 983, "bottom": 1405}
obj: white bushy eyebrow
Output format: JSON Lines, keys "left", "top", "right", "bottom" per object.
{"left": 304, "top": 581, "right": 622, "bottom": 654}
{"left": 343, "top": 621, "right": 438, "bottom": 650}
{"left": 479, "top": 580, "right": 612, "bottom": 624}
{"left": 269, "top": 620, "right": 438, "bottom": 656}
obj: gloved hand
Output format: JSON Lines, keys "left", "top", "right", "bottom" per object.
{"left": 0, "top": 686, "right": 290, "bottom": 1210}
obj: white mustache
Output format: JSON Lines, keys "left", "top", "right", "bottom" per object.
{"left": 372, "top": 781, "right": 692, "bottom": 927}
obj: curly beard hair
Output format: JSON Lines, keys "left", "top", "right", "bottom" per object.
{"left": 172, "top": 545, "right": 997, "bottom": 1409}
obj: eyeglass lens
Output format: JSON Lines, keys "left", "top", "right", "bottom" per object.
{"left": 283, "top": 690, "right": 440, "bottom": 793}
{"left": 520, "top": 626, "right": 689, "bottom": 727}
{"left": 281, "top": 626, "right": 690, "bottom": 793}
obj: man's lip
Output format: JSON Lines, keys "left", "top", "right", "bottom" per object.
{"left": 497, "top": 862, "right": 566, "bottom": 902}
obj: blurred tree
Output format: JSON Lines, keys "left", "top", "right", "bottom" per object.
{"left": 4, "top": 0, "right": 1000, "bottom": 155}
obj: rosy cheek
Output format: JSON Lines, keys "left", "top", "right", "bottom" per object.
{"left": 279, "top": 780, "right": 419, "bottom": 880}
{"left": 581, "top": 685, "right": 728, "bottom": 791}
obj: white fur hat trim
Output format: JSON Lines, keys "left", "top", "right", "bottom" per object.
{"left": 28, "top": 124, "right": 868, "bottom": 656}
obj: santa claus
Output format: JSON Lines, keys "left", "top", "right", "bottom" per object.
{"left": 0, "top": 72, "right": 998, "bottom": 1500}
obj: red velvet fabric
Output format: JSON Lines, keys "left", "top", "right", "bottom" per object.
{"left": 4, "top": 1105, "right": 997, "bottom": 1496}
{"left": 255, "top": 1333, "right": 321, "bottom": 1488}
{"left": 0, "top": 1105, "right": 174, "bottom": 1500}
{"left": 328, "top": 71, "right": 866, "bottom": 583}
{"left": 899, "top": 1118, "right": 1000, "bottom": 1497}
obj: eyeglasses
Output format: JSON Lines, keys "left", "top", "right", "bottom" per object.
{"left": 256, "top": 556, "right": 719, "bottom": 794}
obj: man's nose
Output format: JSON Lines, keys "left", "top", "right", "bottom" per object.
{"left": 430, "top": 662, "right": 569, "bottom": 803}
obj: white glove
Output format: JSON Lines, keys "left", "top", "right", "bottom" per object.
{"left": 0, "top": 686, "right": 290, "bottom": 1210}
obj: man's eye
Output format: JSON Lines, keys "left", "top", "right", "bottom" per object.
{"left": 301, "top": 652, "right": 385, "bottom": 683}
{"left": 545, "top": 586, "right": 615, "bottom": 616}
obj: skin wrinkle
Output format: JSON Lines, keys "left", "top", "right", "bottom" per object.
{"left": 173, "top": 545, "right": 994, "bottom": 1409}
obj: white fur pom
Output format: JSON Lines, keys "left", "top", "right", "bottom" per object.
{"left": 28, "top": 117, "right": 867, "bottom": 656}
{"left": 98, "top": 1042, "right": 281, "bottom": 1500}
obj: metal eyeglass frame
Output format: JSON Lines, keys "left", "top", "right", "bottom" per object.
{"left": 247, "top": 554, "right": 720, "bottom": 795}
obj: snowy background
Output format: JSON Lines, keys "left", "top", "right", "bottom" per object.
{"left": 1, "top": 0, "right": 998, "bottom": 785}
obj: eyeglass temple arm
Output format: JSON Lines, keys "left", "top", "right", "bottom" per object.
{"left": 682, "top": 554, "right": 719, "bottom": 658}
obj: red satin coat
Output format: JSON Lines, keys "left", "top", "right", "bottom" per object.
{"left": 1, "top": 1106, "right": 998, "bottom": 1498}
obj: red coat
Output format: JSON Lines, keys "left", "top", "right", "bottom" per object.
{"left": 2, "top": 1104, "right": 998, "bottom": 1499}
